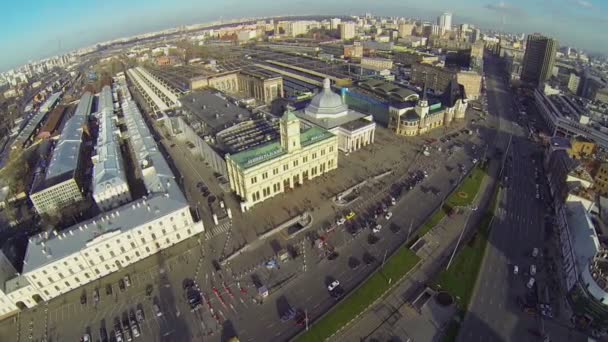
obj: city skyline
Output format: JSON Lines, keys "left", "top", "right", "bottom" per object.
{"left": 1, "top": 0, "right": 607, "bottom": 72}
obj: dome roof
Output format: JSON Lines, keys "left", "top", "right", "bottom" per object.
{"left": 305, "top": 78, "right": 348, "bottom": 118}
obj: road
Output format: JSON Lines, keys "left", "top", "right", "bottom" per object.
{"left": 458, "top": 55, "right": 587, "bottom": 342}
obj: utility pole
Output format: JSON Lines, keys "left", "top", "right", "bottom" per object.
{"left": 446, "top": 208, "right": 473, "bottom": 270}
{"left": 305, "top": 309, "right": 309, "bottom": 331}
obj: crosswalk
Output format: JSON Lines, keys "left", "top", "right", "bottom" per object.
{"left": 206, "top": 221, "right": 232, "bottom": 239}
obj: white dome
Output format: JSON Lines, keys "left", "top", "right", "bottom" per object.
{"left": 305, "top": 78, "right": 348, "bottom": 118}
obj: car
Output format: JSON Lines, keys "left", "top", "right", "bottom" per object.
{"left": 105, "top": 284, "right": 113, "bottom": 296}
{"left": 124, "top": 275, "right": 131, "bottom": 287}
{"left": 81, "top": 334, "right": 91, "bottom": 342}
{"left": 532, "top": 248, "right": 539, "bottom": 258}
{"left": 390, "top": 197, "right": 396, "bottom": 206}
{"left": 115, "top": 330, "right": 123, "bottom": 342}
{"left": 384, "top": 212, "right": 393, "bottom": 220}
{"left": 513, "top": 265, "right": 519, "bottom": 275}
{"left": 99, "top": 326, "right": 108, "bottom": 342}
{"left": 372, "top": 224, "right": 382, "bottom": 233}
{"left": 472, "top": 158, "right": 478, "bottom": 164}
{"left": 153, "top": 303, "right": 163, "bottom": 317}
{"left": 327, "top": 280, "right": 340, "bottom": 292}
{"left": 345, "top": 211, "right": 356, "bottom": 220}
{"left": 527, "top": 277, "right": 536, "bottom": 289}
{"left": 336, "top": 217, "right": 346, "bottom": 226}
{"left": 136, "top": 308, "right": 145, "bottom": 323}
{"left": 123, "top": 326, "right": 132, "bottom": 342}
{"left": 196, "top": 182, "right": 204, "bottom": 188}
{"left": 530, "top": 264, "right": 536, "bottom": 276}
{"left": 130, "top": 320, "right": 140, "bottom": 338}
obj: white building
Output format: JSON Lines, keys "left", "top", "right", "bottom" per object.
{"left": 437, "top": 12, "right": 452, "bottom": 32}
{"left": 0, "top": 74, "right": 204, "bottom": 318}
{"left": 295, "top": 78, "right": 376, "bottom": 152}
{"left": 127, "top": 67, "right": 182, "bottom": 113}
{"left": 92, "top": 85, "right": 131, "bottom": 211}
{"left": 286, "top": 21, "right": 308, "bottom": 37}
{"left": 30, "top": 92, "right": 92, "bottom": 215}
{"left": 340, "top": 22, "right": 356, "bottom": 40}
{"left": 330, "top": 18, "right": 342, "bottom": 30}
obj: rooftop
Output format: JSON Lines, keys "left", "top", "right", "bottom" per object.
{"left": 228, "top": 126, "right": 334, "bottom": 169}
{"left": 180, "top": 90, "right": 252, "bottom": 133}
{"left": 45, "top": 92, "right": 92, "bottom": 180}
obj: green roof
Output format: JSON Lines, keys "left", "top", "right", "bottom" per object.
{"left": 300, "top": 127, "right": 335, "bottom": 147}
{"left": 229, "top": 142, "right": 286, "bottom": 169}
{"left": 229, "top": 127, "right": 335, "bottom": 169}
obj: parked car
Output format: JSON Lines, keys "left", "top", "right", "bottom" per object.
{"left": 136, "top": 308, "right": 145, "bottom": 323}
{"left": 153, "top": 303, "right": 163, "bottom": 317}
{"left": 527, "top": 277, "right": 536, "bottom": 289}
{"left": 513, "top": 265, "right": 519, "bottom": 275}
{"left": 336, "top": 217, "right": 346, "bottom": 226}
{"left": 530, "top": 264, "right": 536, "bottom": 276}
{"left": 384, "top": 212, "right": 393, "bottom": 220}
{"left": 124, "top": 275, "right": 131, "bottom": 287}
{"left": 105, "top": 284, "right": 113, "bottom": 296}
{"left": 532, "top": 248, "right": 539, "bottom": 258}
{"left": 372, "top": 224, "right": 382, "bottom": 233}
{"left": 345, "top": 211, "right": 356, "bottom": 220}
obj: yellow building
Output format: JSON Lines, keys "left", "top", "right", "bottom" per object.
{"left": 594, "top": 163, "right": 608, "bottom": 196}
{"left": 389, "top": 80, "right": 467, "bottom": 137}
{"left": 226, "top": 108, "right": 339, "bottom": 211}
{"left": 568, "top": 137, "right": 596, "bottom": 159}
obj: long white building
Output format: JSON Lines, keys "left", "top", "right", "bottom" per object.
{"left": 127, "top": 67, "right": 181, "bottom": 113}
{"left": 0, "top": 73, "right": 203, "bottom": 319}
{"left": 92, "top": 85, "right": 131, "bottom": 211}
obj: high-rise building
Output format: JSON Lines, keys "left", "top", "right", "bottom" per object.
{"left": 286, "top": 21, "right": 308, "bottom": 37}
{"left": 330, "top": 18, "right": 341, "bottom": 30}
{"left": 567, "top": 73, "right": 581, "bottom": 95}
{"left": 398, "top": 22, "right": 414, "bottom": 38}
{"left": 339, "top": 22, "right": 356, "bottom": 40}
{"left": 437, "top": 12, "right": 452, "bottom": 32}
{"left": 471, "top": 28, "right": 481, "bottom": 43}
{"left": 521, "top": 33, "right": 558, "bottom": 85}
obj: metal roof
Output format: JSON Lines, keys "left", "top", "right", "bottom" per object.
{"left": 45, "top": 92, "right": 92, "bottom": 180}
{"left": 92, "top": 86, "right": 129, "bottom": 202}
{"left": 14, "top": 92, "right": 62, "bottom": 147}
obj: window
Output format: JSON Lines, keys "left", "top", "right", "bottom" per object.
{"left": 262, "top": 172, "right": 268, "bottom": 179}
{"left": 293, "top": 160, "right": 298, "bottom": 167}
{"left": 95, "top": 269, "right": 100, "bottom": 275}
{"left": 166, "top": 238, "right": 170, "bottom": 244}
{"left": 37, "top": 282, "right": 43, "bottom": 288}
{"left": 321, "top": 149, "right": 326, "bottom": 156}
{"left": 130, "top": 242, "right": 136, "bottom": 248}
{"left": 110, "top": 251, "right": 115, "bottom": 258}
{"left": 79, "top": 265, "right": 84, "bottom": 271}
{"left": 273, "top": 183, "right": 280, "bottom": 192}
{"left": 58, "top": 273, "right": 64, "bottom": 278}
{"left": 120, "top": 247, "right": 126, "bottom": 253}
{"left": 176, "top": 233, "right": 181, "bottom": 240}
{"left": 125, "top": 256, "right": 130, "bottom": 262}
{"left": 283, "top": 164, "right": 289, "bottom": 171}
{"left": 75, "top": 277, "right": 80, "bottom": 283}
{"left": 65, "top": 281, "right": 70, "bottom": 287}
{"left": 303, "top": 156, "right": 308, "bottom": 163}
{"left": 85, "top": 273, "right": 90, "bottom": 278}
{"left": 162, "top": 229, "right": 166, "bottom": 235}
{"left": 273, "top": 168, "right": 279, "bottom": 175}
{"left": 145, "top": 247, "right": 150, "bottom": 253}
{"left": 151, "top": 233, "right": 157, "bottom": 240}
{"left": 48, "top": 277, "right": 53, "bottom": 283}
{"left": 135, "top": 251, "right": 140, "bottom": 257}
{"left": 312, "top": 153, "right": 317, "bottom": 159}
{"left": 44, "top": 290, "right": 49, "bottom": 296}
{"left": 99, "top": 255, "right": 105, "bottom": 262}
{"left": 252, "top": 191, "right": 260, "bottom": 202}
{"left": 263, "top": 187, "right": 270, "bottom": 197}
{"left": 251, "top": 176, "right": 257, "bottom": 184}
{"left": 105, "top": 265, "right": 110, "bottom": 270}
{"left": 329, "top": 146, "right": 334, "bottom": 152}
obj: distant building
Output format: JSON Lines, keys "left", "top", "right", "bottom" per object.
{"left": 339, "top": 22, "right": 356, "bottom": 40}
{"left": 398, "top": 22, "right": 414, "bottom": 38}
{"left": 155, "top": 56, "right": 179, "bottom": 66}
{"left": 521, "top": 33, "right": 558, "bottom": 85}
{"left": 29, "top": 92, "right": 92, "bottom": 215}
{"left": 567, "top": 73, "right": 581, "bottom": 95}
{"left": 437, "top": 12, "right": 452, "bottom": 32}
{"left": 286, "top": 21, "right": 308, "bottom": 37}
{"left": 343, "top": 43, "right": 363, "bottom": 59}
{"left": 330, "top": 18, "right": 341, "bottom": 30}
{"left": 568, "top": 137, "right": 596, "bottom": 160}
{"left": 411, "top": 62, "right": 481, "bottom": 100}
{"left": 593, "top": 162, "right": 608, "bottom": 196}
{"left": 388, "top": 80, "right": 467, "bottom": 137}
{"left": 594, "top": 88, "right": 608, "bottom": 104}
{"left": 360, "top": 57, "right": 393, "bottom": 71}
{"left": 226, "top": 108, "right": 338, "bottom": 211}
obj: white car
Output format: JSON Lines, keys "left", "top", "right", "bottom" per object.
{"left": 372, "top": 224, "right": 382, "bottom": 233}
{"left": 327, "top": 280, "right": 340, "bottom": 292}
{"left": 336, "top": 217, "right": 346, "bottom": 226}
{"left": 513, "top": 265, "right": 519, "bottom": 275}
{"left": 82, "top": 334, "right": 91, "bottom": 342}
{"left": 384, "top": 212, "right": 393, "bottom": 220}
{"left": 472, "top": 158, "right": 478, "bottom": 164}
{"left": 527, "top": 277, "right": 536, "bottom": 289}
{"left": 390, "top": 197, "right": 396, "bottom": 206}
{"left": 532, "top": 248, "right": 539, "bottom": 258}
{"left": 530, "top": 264, "right": 536, "bottom": 276}
{"left": 124, "top": 275, "right": 131, "bottom": 287}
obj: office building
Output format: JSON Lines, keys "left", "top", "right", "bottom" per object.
{"left": 29, "top": 92, "right": 93, "bottom": 215}
{"left": 568, "top": 73, "right": 581, "bottom": 95}
{"left": 437, "top": 12, "right": 452, "bottom": 32}
{"left": 521, "top": 33, "right": 558, "bottom": 85}
{"left": 339, "top": 22, "right": 356, "bottom": 40}
{"left": 226, "top": 108, "right": 339, "bottom": 211}
{"left": 295, "top": 78, "right": 376, "bottom": 153}
{"left": 91, "top": 85, "right": 131, "bottom": 212}
{"left": 411, "top": 62, "right": 482, "bottom": 100}
{"left": 286, "top": 21, "right": 308, "bottom": 37}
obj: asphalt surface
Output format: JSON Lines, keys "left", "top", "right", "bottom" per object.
{"left": 457, "top": 55, "right": 587, "bottom": 342}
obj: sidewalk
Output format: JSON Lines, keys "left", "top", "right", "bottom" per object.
{"left": 330, "top": 169, "right": 496, "bottom": 341}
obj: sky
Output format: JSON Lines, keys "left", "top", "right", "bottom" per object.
{"left": 0, "top": 0, "right": 607, "bottom": 72}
